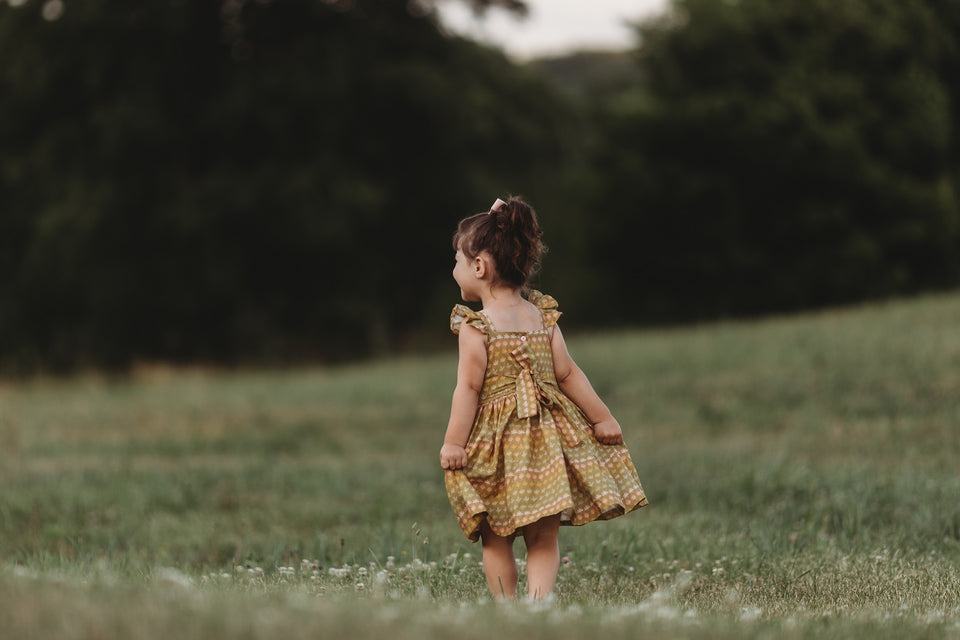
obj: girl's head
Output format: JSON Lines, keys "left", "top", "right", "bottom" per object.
{"left": 453, "top": 196, "right": 546, "bottom": 292}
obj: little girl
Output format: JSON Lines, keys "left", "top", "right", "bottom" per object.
{"left": 441, "top": 196, "right": 647, "bottom": 600}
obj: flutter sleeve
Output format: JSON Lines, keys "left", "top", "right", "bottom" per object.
{"left": 528, "top": 290, "right": 562, "bottom": 328}
{"left": 450, "top": 304, "right": 488, "bottom": 335}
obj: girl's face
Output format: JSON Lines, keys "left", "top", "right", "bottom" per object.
{"left": 452, "top": 246, "right": 481, "bottom": 302}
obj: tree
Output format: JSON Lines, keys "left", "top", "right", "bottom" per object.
{"left": 0, "top": 0, "right": 577, "bottom": 371}
{"left": 591, "top": 0, "right": 960, "bottom": 321}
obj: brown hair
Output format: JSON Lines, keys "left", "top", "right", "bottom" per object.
{"left": 452, "top": 196, "right": 546, "bottom": 291}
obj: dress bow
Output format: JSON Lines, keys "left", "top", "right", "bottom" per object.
{"left": 511, "top": 345, "right": 582, "bottom": 447}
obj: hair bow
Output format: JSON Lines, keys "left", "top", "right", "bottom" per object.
{"left": 489, "top": 198, "right": 507, "bottom": 214}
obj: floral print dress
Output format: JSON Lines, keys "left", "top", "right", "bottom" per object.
{"left": 445, "top": 291, "right": 647, "bottom": 541}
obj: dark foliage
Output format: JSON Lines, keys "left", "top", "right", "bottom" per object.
{"left": 2, "top": 0, "right": 959, "bottom": 372}
{"left": 590, "top": 0, "right": 960, "bottom": 321}
{"left": 0, "top": 0, "right": 576, "bottom": 371}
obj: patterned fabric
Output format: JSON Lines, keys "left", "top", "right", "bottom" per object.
{"left": 446, "top": 291, "right": 648, "bottom": 541}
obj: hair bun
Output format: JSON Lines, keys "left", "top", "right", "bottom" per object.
{"left": 452, "top": 195, "right": 546, "bottom": 290}
{"left": 496, "top": 198, "right": 526, "bottom": 232}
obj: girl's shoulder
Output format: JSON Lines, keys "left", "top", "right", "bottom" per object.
{"left": 450, "top": 304, "right": 488, "bottom": 336}
{"left": 527, "top": 290, "right": 562, "bottom": 329}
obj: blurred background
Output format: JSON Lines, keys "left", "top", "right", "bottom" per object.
{"left": 1, "top": 0, "right": 958, "bottom": 374}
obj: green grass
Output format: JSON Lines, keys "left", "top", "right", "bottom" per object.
{"left": 1, "top": 292, "right": 959, "bottom": 639}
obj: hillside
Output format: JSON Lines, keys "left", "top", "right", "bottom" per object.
{"left": 1, "top": 291, "right": 959, "bottom": 639}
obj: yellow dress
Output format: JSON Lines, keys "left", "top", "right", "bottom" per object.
{"left": 445, "top": 291, "right": 648, "bottom": 541}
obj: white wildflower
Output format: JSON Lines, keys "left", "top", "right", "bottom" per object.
{"left": 155, "top": 567, "right": 193, "bottom": 589}
{"left": 921, "top": 611, "right": 945, "bottom": 624}
{"left": 739, "top": 606, "right": 762, "bottom": 621}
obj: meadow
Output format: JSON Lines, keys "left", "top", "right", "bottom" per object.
{"left": 1, "top": 292, "right": 959, "bottom": 639}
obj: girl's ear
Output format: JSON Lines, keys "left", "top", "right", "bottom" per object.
{"left": 473, "top": 255, "right": 488, "bottom": 279}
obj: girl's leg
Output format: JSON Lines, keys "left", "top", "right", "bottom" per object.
{"left": 478, "top": 519, "right": 518, "bottom": 599}
{"left": 522, "top": 513, "right": 561, "bottom": 600}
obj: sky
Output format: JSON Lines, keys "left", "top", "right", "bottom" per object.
{"left": 435, "top": 0, "right": 670, "bottom": 60}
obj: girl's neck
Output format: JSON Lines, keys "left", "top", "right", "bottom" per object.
{"left": 479, "top": 285, "right": 541, "bottom": 333}
{"left": 479, "top": 285, "right": 524, "bottom": 311}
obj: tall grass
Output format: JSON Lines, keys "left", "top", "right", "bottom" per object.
{"left": 1, "top": 292, "right": 959, "bottom": 638}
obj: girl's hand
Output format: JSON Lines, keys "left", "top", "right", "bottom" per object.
{"left": 440, "top": 443, "right": 468, "bottom": 470}
{"left": 591, "top": 418, "right": 624, "bottom": 445}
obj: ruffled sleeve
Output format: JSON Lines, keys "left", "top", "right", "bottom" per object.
{"left": 528, "top": 290, "right": 562, "bottom": 328}
{"left": 450, "top": 304, "right": 488, "bottom": 335}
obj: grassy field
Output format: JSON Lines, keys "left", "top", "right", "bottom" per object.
{"left": 1, "top": 292, "right": 959, "bottom": 639}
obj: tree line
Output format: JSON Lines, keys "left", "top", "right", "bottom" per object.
{"left": 1, "top": 0, "right": 958, "bottom": 373}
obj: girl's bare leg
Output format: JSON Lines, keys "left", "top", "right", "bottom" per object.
{"left": 522, "top": 513, "right": 561, "bottom": 600}
{"left": 478, "top": 519, "right": 518, "bottom": 599}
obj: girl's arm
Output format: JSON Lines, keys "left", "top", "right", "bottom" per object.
{"left": 550, "top": 324, "right": 624, "bottom": 445}
{"left": 440, "top": 325, "right": 487, "bottom": 469}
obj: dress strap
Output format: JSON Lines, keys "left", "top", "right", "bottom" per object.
{"left": 450, "top": 304, "right": 489, "bottom": 335}
{"left": 528, "top": 290, "right": 562, "bottom": 329}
